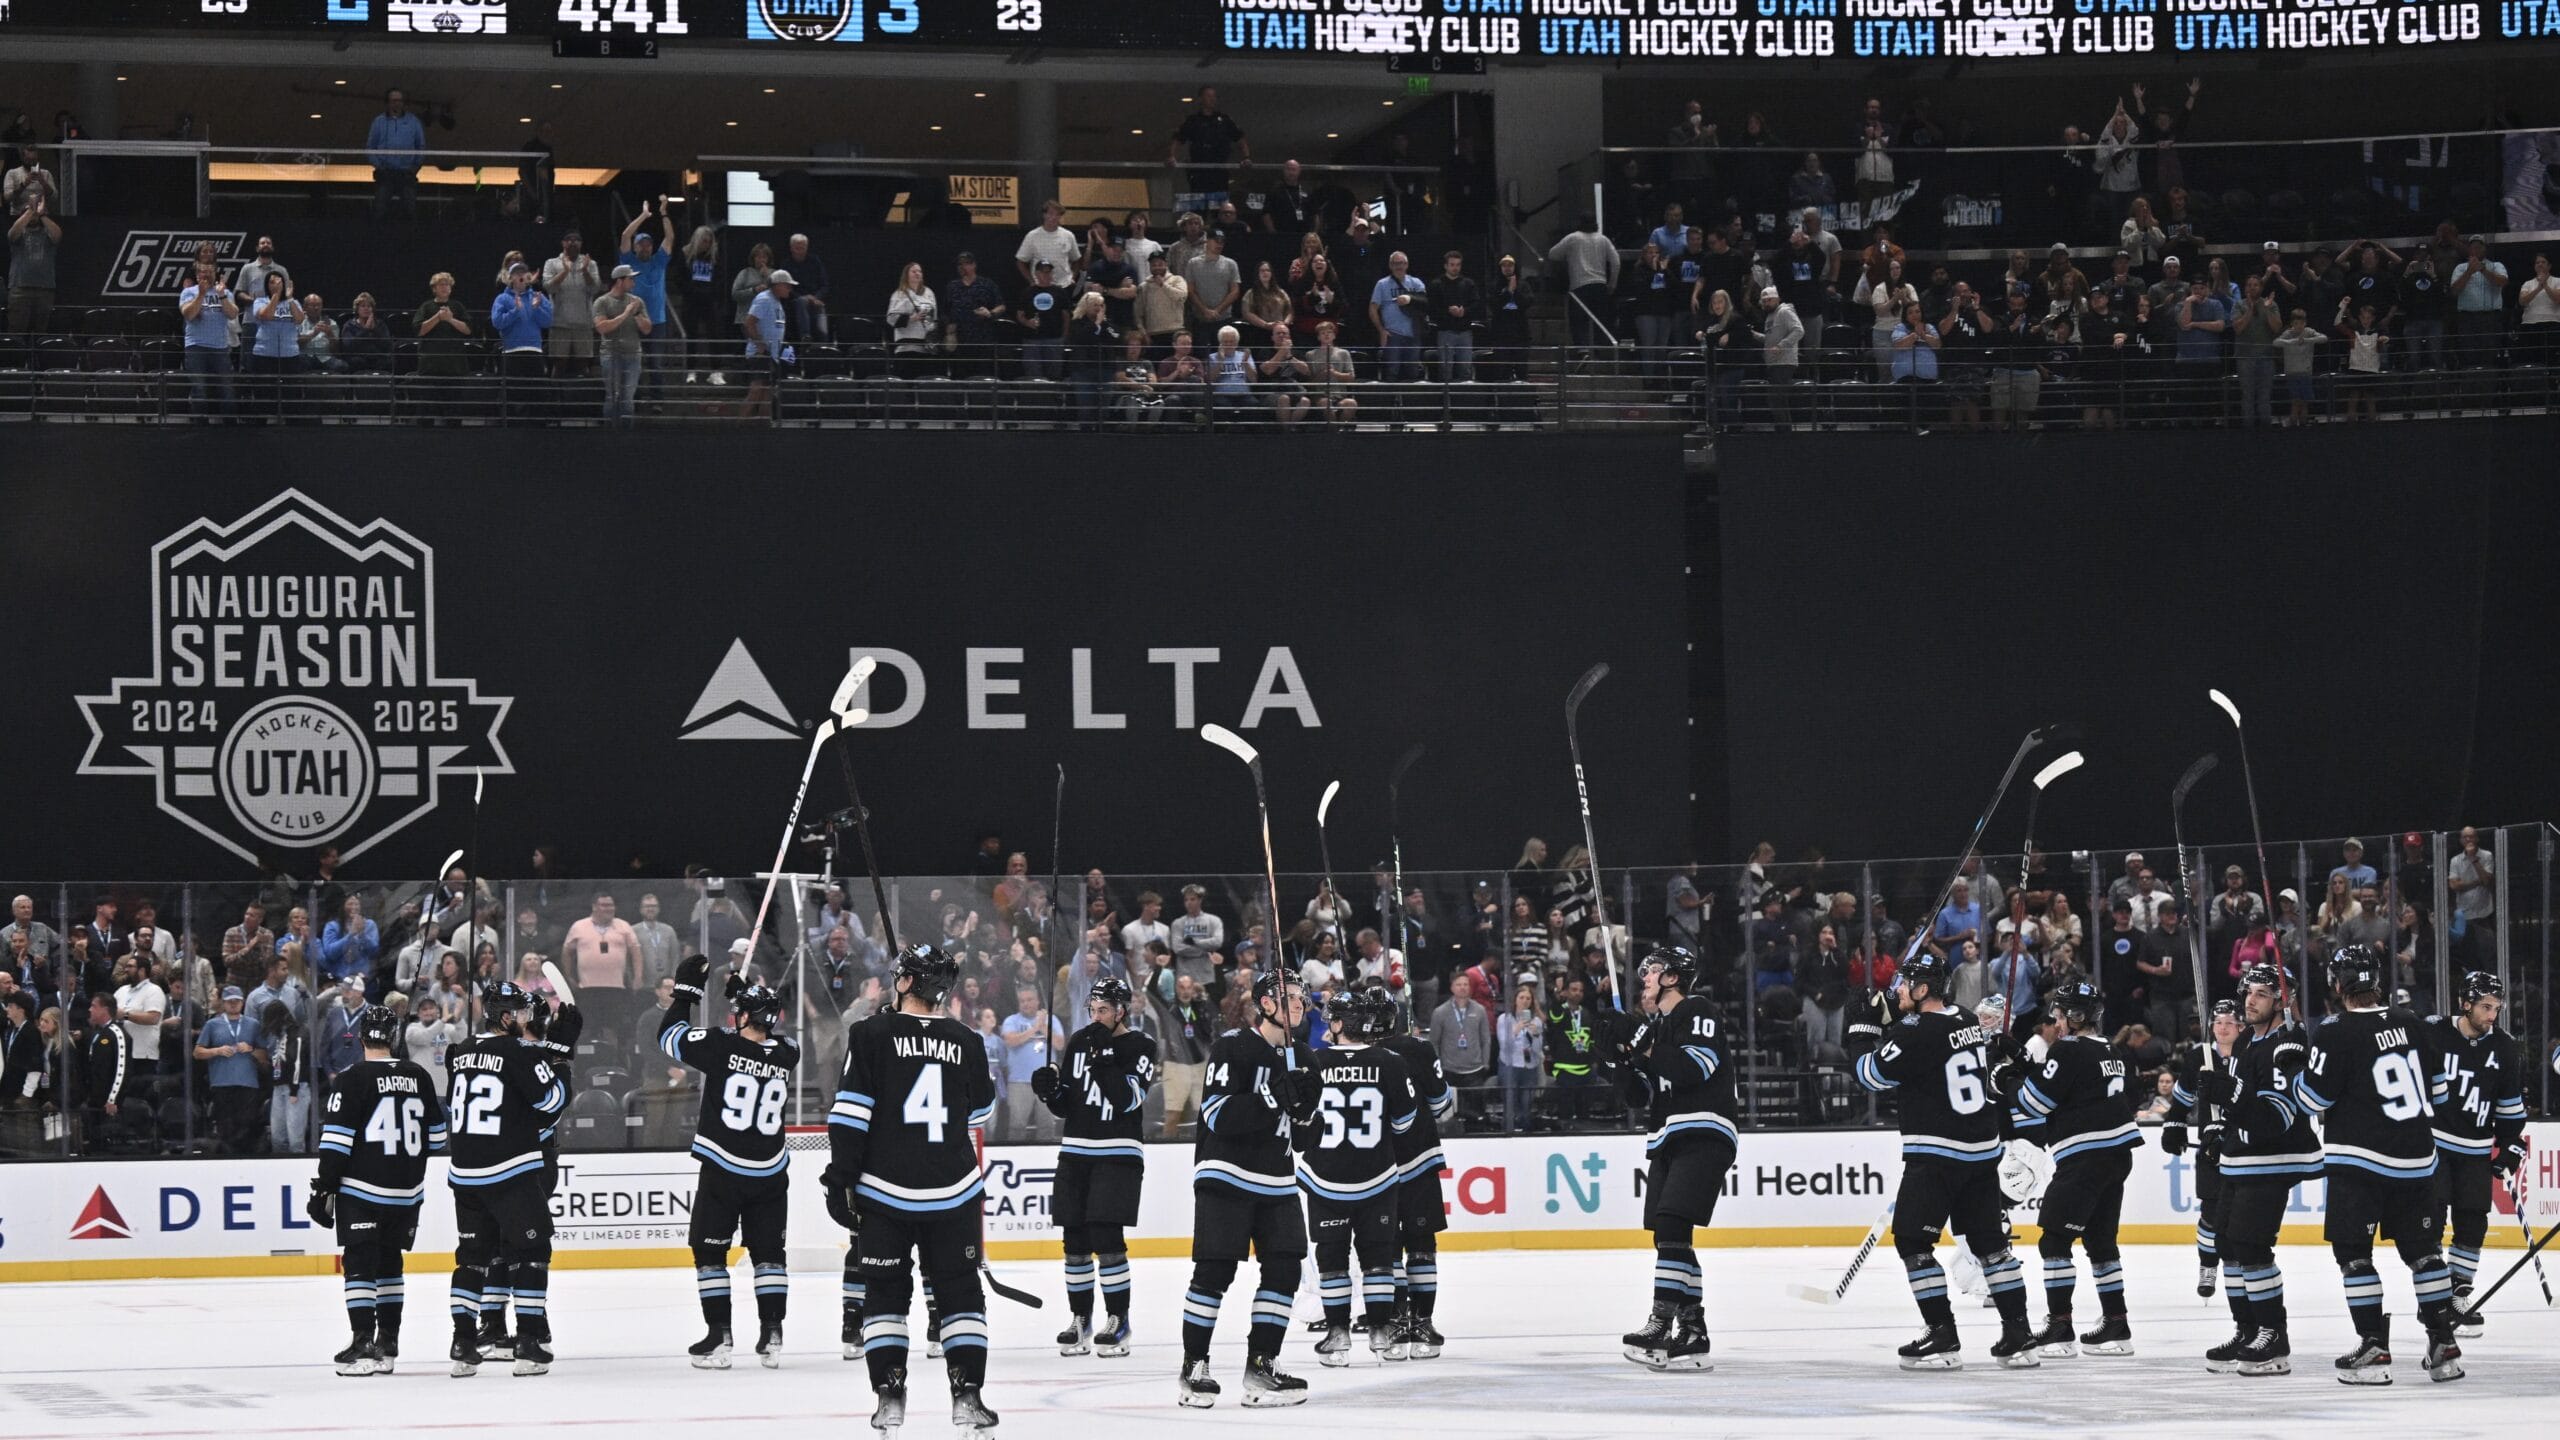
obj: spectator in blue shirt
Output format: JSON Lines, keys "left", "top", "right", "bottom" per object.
{"left": 1927, "top": 877, "right": 1983, "bottom": 963}
{"left": 246, "top": 270, "right": 303, "bottom": 419}
{"left": 364, "top": 88, "right": 426, "bottom": 221}
{"left": 997, "top": 986, "right": 1063, "bottom": 1140}
{"left": 192, "top": 987, "right": 267, "bottom": 1153}
{"left": 2328, "top": 839, "right": 2378, "bottom": 891}
{"left": 1889, "top": 300, "right": 1940, "bottom": 382}
{"left": 314, "top": 979, "right": 365, "bottom": 1087}
{"left": 618, "top": 200, "right": 674, "bottom": 407}
{"left": 1648, "top": 202, "right": 1689, "bottom": 260}
{"left": 178, "top": 256, "right": 237, "bottom": 420}
{"left": 742, "top": 268, "right": 794, "bottom": 419}
{"left": 2172, "top": 278, "right": 2227, "bottom": 382}
{"left": 1367, "top": 250, "right": 1427, "bottom": 382}
{"left": 490, "top": 262, "right": 553, "bottom": 380}
{"left": 316, "top": 896, "right": 379, "bottom": 986}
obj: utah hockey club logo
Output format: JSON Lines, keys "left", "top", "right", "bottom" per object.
{"left": 70, "top": 1187, "right": 132, "bottom": 1241}
{"left": 75, "top": 491, "right": 511, "bottom": 865}
{"left": 750, "top": 0, "right": 860, "bottom": 43}
{"left": 389, "top": 0, "right": 507, "bottom": 34}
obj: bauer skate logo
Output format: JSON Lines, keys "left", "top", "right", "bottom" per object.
{"left": 74, "top": 491, "right": 512, "bottom": 865}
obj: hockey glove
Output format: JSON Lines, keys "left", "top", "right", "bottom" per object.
{"left": 2491, "top": 1138, "right": 2526, "bottom": 1177}
{"left": 2199, "top": 1122, "right": 2227, "bottom": 1155}
{"left": 2157, "top": 1123, "right": 2187, "bottom": 1158}
{"left": 820, "top": 1166, "right": 862, "bottom": 1235}
{"left": 2269, "top": 1039, "right": 2308, "bottom": 1076}
{"left": 1029, "top": 1065, "right": 1061, "bottom": 1104}
{"left": 1843, "top": 992, "right": 1893, "bottom": 1058}
{"left": 1283, "top": 1067, "right": 1323, "bottom": 1123}
{"left": 1998, "top": 1138, "right": 2052, "bottom": 1203}
{"left": 2197, "top": 1065, "right": 2244, "bottom": 1109}
{"left": 546, "top": 1000, "right": 584, "bottom": 1054}
{"left": 306, "top": 1184, "right": 336, "bottom": 1229}
{"left": 674, "top": 953, "right": 712, "bottom": 1004}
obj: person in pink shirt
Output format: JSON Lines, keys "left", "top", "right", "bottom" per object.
{"left": 560, "top": 892, "right": 641, "bottom": 991}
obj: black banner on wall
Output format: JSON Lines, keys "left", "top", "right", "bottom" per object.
{"left": 9, "top": 429, "right": 1690, "bottom": 882}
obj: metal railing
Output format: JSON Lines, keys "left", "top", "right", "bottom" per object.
{"left": 2, "top": 826, "right": 2550, "bottom": 1160}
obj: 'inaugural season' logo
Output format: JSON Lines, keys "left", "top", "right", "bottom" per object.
{"left": 75, "top": 491, "right": 510, "bottom": 864}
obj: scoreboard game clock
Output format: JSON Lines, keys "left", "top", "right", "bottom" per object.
{"left": 0, "top": 0, "right": 2552, "bottom": 58}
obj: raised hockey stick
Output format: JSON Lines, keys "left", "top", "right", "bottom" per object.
{"left": 1387, "top": 744, "right": 1424, "bottom": 997}
{"left": 2171, "top": 755, "right": 2223, "bottom": 1134}
{"left": 2207, "top": 690, "right": 2294, "bottom": 1022}
{"left": 1201, "top": 724, "right": 1282, "bottom": 999}
{"left": 1315, "top": 779, "right": 1343, "bottom": 948}
{"left": 2494, "top": 1169, "right": 2554, "bottom": 1307}
{"left": 2457, "top": 1214, "right": 2560, "bottom": 1318}
{"left": 1565, "top": 664, "right": 1625, "bottom": 1011}
{"left": 1899, "top": 726, "right": 2068, "bottom": 969}
{"left": 1787, "top": 1201, "right": 1896, "bottom": 1305}
{"left": 742, "top": 658, "right": 872, "bottom": 982}
{"left": 1042, "top": 763, "right": 1065, "bottom": 1067}
{"left": 1997, "top": 750, "right": 2085, "bottom": 1034}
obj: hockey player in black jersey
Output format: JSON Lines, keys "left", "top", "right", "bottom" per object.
{"left": 2289, "top": 944, "right": 2463, "bottom": 1384}
{"left": 823, "top": 945, "right": 1000, "bottom": 1435}
{"left": 444, "top": 982, "right": 569, "bottom": 1376}
{"left": 2163, "top": 999, "right": 2246, "bottom": 1302}
{"left": 1610, "top": 946, "right": 1734, "bottom": 1373}
{"left": 1371, "top": 987, "right": 1455, "bottom": 1358}
{"left": 1179, "top": 970, "right": 1318, "bottom": 1410}
{"left": 1033, "top": 975, "right": 1158, "bottom": 1358}
{"left": 2010, "top": 979, "right": 2141, "bottom": 1358}
{"left": 2423, "top": 971, "right": 2527, "bottom": 1335}
{"left": 1298, "top": 987, "right": 1419, "bottom": 1367}
{"left": 310, "top": 1004, "right": 447, "bottom": 1376}
{"left": 1848, "top": 952, "right": 2039, "bottom": 1370}
{"left": 663, "top": 955, "right": 801, "bottom": 1369}
{"left": 2179, "top": 963, "right": 2318, "bottom": 1376}
{"left": 473, "top": 991, "right": 584, "bottom": 1363}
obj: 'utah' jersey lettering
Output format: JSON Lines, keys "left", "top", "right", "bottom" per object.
{"left": 317, "top": 1057, "right": 447, "bottom": 1206}
{"left": 1047, "top": 1023, "right": 1159, "bottom": 1166}
{"left": 1296, "top": 1042, "right": 1418, "bottom": 1204}
{"left": 1855, "top": 1008, "right": 2003, "bottom": 1163}
{"left": 442, "top": 1032, "right": 565, "bottom": 1187}
{"left": 2011, "top": 1033, "right": 2143, "bottom": 1162}
{"left": 2422, "top": 1015, "right": 2526, "bottom": 1158}
{"left": 830, "top": 1010, "right": 997, "bottom": 1213}
{"left": 2297, "top": 1005, "right": 2445, "bottom": 1180}
{"left": 663, "top": 1020, "right": 801, "bottom": 1180}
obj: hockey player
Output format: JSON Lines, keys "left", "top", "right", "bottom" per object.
{"left": 2162, "top": 999, "right": 2246, "bottom": 1302}
{"left": 1179, "top": 970, "right": 1318, "bottom": 1409}
{"left": 1614, "top": 945, "right": 1736, "bottom": 1373}
{"left": 1371, "top": 984, "right": 1454, "bottom": 1359}
{"left": 2423, "top": 971, "right": 2527, "bottom": 1336}
{"left": 2284, "top": 944, "right": 2463, "bottom": 1384}
{"left": 663, "top": 955, "right": 800, "bottom": 1369}
{"left": 2010, "top": 979, "right": 2141, "bottom": 1358}
{"left": 1298, "top": 988, "right": 1418, "bottom": 1367}
{"left": 473, "top": 991, "right": 583, "bottom": 1362}
{"left": 1033, "top": 974, "right": 1158, "bottom": 1357}
{"left": 309, "top": 1004, "right": 446, "bottom": 1376}
{"left": 821, "top": 945, "right": 1000, "bottom": 1435}
{"left": 2182, "top": 962, "right": 2319, "bottom": 1376}
{"left": 444, "top": 982, "right": 569, "bottom": 1376}
{"left": 1947, "top": 995, "right": 2054, "bottom": 1307}
{"left": 1847, "top": 952, "right": 2039, "bottom": 1370}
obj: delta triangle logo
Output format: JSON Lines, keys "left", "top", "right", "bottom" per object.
{"left": 71, "top": 1186, "right": 133, "bottom": 1241}
{"left": 680, "top": 639, "right": 800, "bottom": 741}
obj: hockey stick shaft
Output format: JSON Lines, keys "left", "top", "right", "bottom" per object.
{"left": 1044, "top": 764, "right": 1065, "bottom": 1065}
{"left": 2209, "top": 691, "right": 2293, "bottom": 1022}
{"left": 1901, "top": 728, "right": 2050, "bottom": 969}
{"left": 2500, "top": 1169, "right": 2554, "bottom": 1304}
{"left": 743, "top": 726, "right": 832, "bottom": 975}
{"left": 1201, "top": 724, "right": 1281, "bottom": 998}
{"left": 2171, "top": 754, "right": 2222, "bottom": 1129}
{"left": 2459, "top": 1214, "right": 2560, "bottom": 1317}
{"left": 1565, "top": 664, "right": 1622, "bottom": 1011}
{"left": 1791, "top": 1201, "right": 1896, "bottom": 1303}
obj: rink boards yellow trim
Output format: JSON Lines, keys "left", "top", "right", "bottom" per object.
{"left": 6, "top": 1221, "right": 2524, "bottom": 1283}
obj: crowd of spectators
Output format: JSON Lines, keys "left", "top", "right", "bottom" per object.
{"left": 0, "top": 821, "right": 2533, "bottom": 1157}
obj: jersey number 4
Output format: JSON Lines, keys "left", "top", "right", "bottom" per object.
{"left": 364, "top": 1095, "right": 427, "bottom": 1155}
{"left": 719, "top": 1073, "right": 788, "bottom": 1136}
{"left": 902, "top": 1066, "right": 951, "bottom": 1143}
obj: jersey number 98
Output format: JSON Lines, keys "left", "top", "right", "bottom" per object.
{"left": 719, "top": 1073, "right": 789, "bottom": 1136}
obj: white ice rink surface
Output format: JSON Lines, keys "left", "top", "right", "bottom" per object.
{"left": 1, "top": 1245, "right": 2548, "bottom": 1439}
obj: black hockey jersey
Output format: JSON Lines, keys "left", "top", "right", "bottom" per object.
{"left": 1630, "top": 995, "right": 1739, "bottom": 1157}
{"left": 1046, "top": 1022, "right": 1159, "bottom": 1167}
{"left": 1855, "top": 1007, "right": 2003, "bottom": 1164}
{"left": 2298, "top": 1004, "right": 2446, "bottom": 1181}
{"left": 662, "top": 1017, "right": 801, "bottom": 1181}
{"left": 1295, "top": 1042, "right": 1418, "bottom": 1206}
{"left": 81, "top": 1022, "right": 130, "bottom": 1110}
{"left": 443, "top": 1031, "right": 566, "bottom": 1188}
{"left": 1194, "top": 1026, "right": 1311, "bottom": 1199}
{"left": 2011, "top": 1033, "right": 2142, "bottom": 1163}
{"left": 317, "top": 1057, "right": 448, "bottom": 1206}
{"left": 2208, "top": 1023, "right": 2322, "bottom": 1182}
{"left": 829, "top": 1008, "right": 997, "bottom": 1213}
{"left": 1375, "top": 1032, "right": 1454, "bottom": 1187}
{"left": 2424, "top": 1016, "right": 2526, "bottom": 1160}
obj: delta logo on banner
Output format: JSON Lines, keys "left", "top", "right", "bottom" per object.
{"left": 69, "top": 1187, "right": 132, "bottom": 1241}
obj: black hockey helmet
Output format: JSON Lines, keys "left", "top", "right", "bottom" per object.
{"left": 1637, "top": 944, "right": 1701, "bottom": 994}
{"left": 1898, "top": 950, "right": 1952, "bottom": 999}
{"left": 893, "top": 944, "right": 960, "bottom": 1007}
{"left": 2236, "top": 961, "right": 2285, "bottom": 998}
{"left": 2049, "top": 978, "right": 2103, "bottom": 1026}
{"left": 1323, "top": 987, "right": 1366, "bottom": 1032}
{"left": 1251, "top": 968, "right": 1304, "bottom": 1011}
{"left": 1358, "top": 982, "right": 1401, "bottom": 1039}
{"left": 734, "top": 983, "right": 784, "bottom": 1032}
{"left": 1089, "top": 976, "right": 1134, "bottom": 1013}
{"left": 2328, "top": 943, "right": 2387, "bottom": 999}
{"left": 357, "top": 1003, "right": 402, "bottom": 1050}
{"left": 2459, "top": 971, "right": 2505, "bottom": 1006}
{"left": 481, "top": 980, "right": 533, "bottom": 1016}
{"left": 2209, "top": 998, "right": 2242, "bottom": 1023}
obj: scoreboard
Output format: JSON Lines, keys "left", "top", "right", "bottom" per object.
{"left": 1, "top": 0, "right": 2554, "bottom": 61}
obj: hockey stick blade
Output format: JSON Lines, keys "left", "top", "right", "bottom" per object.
{"left": 540, "top": 960, "right": 577, "bottom": 1010}
{"left": 2171, "top": 754, "right": 2220, "bottom": 808}
{"left": 982, "top": 1264, "right": 1044, "bottom": 1309}
{"left": 436, "top": 849, "right": 464, "bottom": 882}
{"left": 1317, "top": 779, "right": 1341, "bottom": 829}
{"left": 1389, "top": 743, "right": 1425, "bottom": 791}
{"left": 1199, "top": 722, "right": 1259, "bottom": 767}
{"left": 2031, "top": 750, "right": 2085, "bottom": 791}
{"left": 1784, "top": 1283, "right": 1845, "bottom": 1306}
{"left": 1565, "top": 662, "right": 1609, "bottom": 730}
{"left": 831, "top": 654, "right": 877, "bottom": 721}
{"left": 2207, "top": 687, "right": 2243, "bottom": 729}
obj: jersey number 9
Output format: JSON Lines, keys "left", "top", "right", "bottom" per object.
{"left": 719, "top": 1073, "right": 788, "bottom": 1136}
